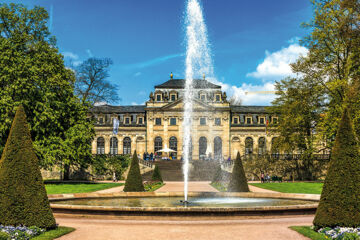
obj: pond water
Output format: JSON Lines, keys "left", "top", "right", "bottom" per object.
{"left": 55, "top": 197, "right": 315, "bottom": 208}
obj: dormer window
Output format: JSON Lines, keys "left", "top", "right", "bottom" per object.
{"left": 99, "top": 118, "right": 104, "bottom": 124}
{"left": 170, "top": 94, "right": 176, "bottom": 101}
{"left": 259, "top": 117, "right": 265, "bottom": 125}
{"left": 272, "top": 117, "right": 278, "bottom": 124}
{"left": 233, "top": 117, "right": 239, "bottom": 124}
{"left": 138, "top": 117, "right": 143, "bottom": 124}
{"left": 125, "top": 117, "right": 130, "bottom": 125}
{"left": 200, "top": 94, "right": 206, "bottom": 101}
{"left": 156, "top": 94, "right": 162, "bottom": 102}
{"left": 215, "top": 94, "right": 221, "bottom": 102}
{"left": 246, "top": 117, "right": 252, "bottom": 124}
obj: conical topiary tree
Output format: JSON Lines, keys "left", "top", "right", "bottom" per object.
{"left": 0, "top": 105, "right": 56, "bottom": 229}
{"left": 212, "top": 163, "right": 223, "bottom": 183}
{"left": 313, "top": 108, "right": 360, "bottom": 229}
{"left": 151, "top": 164, "right": 163, "bottom": 182}
{"left": 124, "top": 151, "right": 145, "bottom": 192}
{"left": 228, "top": 152, "right": 250, "bottom": 192}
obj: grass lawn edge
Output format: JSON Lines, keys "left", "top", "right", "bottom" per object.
{"left": 290, "top": 226, "right": 327, "bottom": 240}
{"left": 45, "top": 183, "right": 124, "bottom": 195}
{"left": 32, "top": 226, "right": 75, "bottom": 240}
{"left": 249, "top": 182, "right": 323, "bottom": 194}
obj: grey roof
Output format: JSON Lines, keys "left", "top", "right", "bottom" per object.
{"left": 155, "top": 79, "right": 221, "bottom": 89}
{"left": 90, "top": 104, "right": 145, "bottom": 114}
{"left": 230, "top": 105, "right": 268, "bottom": 113}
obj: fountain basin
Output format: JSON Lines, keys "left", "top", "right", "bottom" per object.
{"left": 49, "top": 192, "right": 319, "bottom": 217}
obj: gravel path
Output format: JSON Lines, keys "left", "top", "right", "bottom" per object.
{"left": 56, "top": 215, "right": 313, "bottom": 240}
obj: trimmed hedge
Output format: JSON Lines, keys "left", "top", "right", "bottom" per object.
{"left": 212, "top": 164, "right": 223, "bottom": 183}
{"left": 0, "top": 106, "right": 56, "bottom": 229}
{"left": 227, "top": 152, "right": 250, "bottom": 192}
{"left": 123, "top": 151, "right": 144, "bottom": 192}
{"left": 151, "top": 165, "right": 163, "bottom": 182}
{"left": 313, "top": 108, "right": 360, "bottom": 229}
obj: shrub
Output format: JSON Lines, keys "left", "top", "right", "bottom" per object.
{"left": 0, "top": 106, "right": 56, "bottom": 228}
{"left": 151, "top": 165, "right": 163, "bottom": 182}
{"left": 0, "top": 232, "right": 9, "bottom": 240}
{"left": 123, "top": 151, "right": 144, "bottom": 192}
{"left": 313, "top": 108, "right": 360, "bottom": 229}
{"left": 212, "top": 164, "right": 223, "bottom": 183}
{"left": 227, "top": 152, "right": 250, "bottom": 192}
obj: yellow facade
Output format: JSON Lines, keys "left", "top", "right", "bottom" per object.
{"left": 90, "top": 78, "right": 276, "bottom": 161}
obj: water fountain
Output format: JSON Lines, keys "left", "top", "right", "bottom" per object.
{"left": 182, "top": 0, "right": 215, "bottom": 204}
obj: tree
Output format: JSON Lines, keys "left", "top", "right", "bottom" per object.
{"left": 123, "top": 151, "right": 144, "bottom": 192}
{"left": 268, "top": 76, "right": 326, "bottom": 180}
{"left": 151, "top": 165, "right": 163, "bottom": 182}
{"left": 313, "top": 108, "right": 360, "bottom": 229}
{"left": 292, "top": 0, "right": 360, "bottom": 147}
{"left": 0, "top": 3, "right": 94, "bottom": 172}
{"left": 0, "top": 106, "right": 56, "bottom": 228}
{"left": 75, "top": 57, "right": 119, "bottom": 106}
{"left": 228, "top": 152, "right": 249, "bottom": 192}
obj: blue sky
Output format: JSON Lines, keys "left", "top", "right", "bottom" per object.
{"left": 4, "top": 0, "right": 313, "bottom": 105}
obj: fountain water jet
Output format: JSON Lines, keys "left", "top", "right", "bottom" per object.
{"left": 183, "top": 0, "right": 215, "bottom": 202}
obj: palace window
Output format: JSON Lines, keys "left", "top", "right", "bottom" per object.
{"left": 200, "top": 94, "right": 206, "bottom": 101}
{"left": 169, "top": 136, "right": 177, "bottom": 159}
{"left": 99, "top": 118, "right": 104, "bottom": 124}
{"left": 215, "top": 118, "right": 221, "bottom": 126}
{"left": 154, "top": 137, "right": 163, "bottom": 155}
{"left": 233, "top": 117, "right": 239, "bottom": 124}
{"left": 272, "top": 117, "right": 278, "bottom": 124}
{"left": 200, "top": 117, "right": 206, "bottom": 126}
{"left": 110, "top": 137, "right": 118, "bottom": 155}
{"left": 125, "top": 117, "right": 130, "bottom": 124}
{"left": 246, "top": 117, "right": 252, "bottom": 124}
{"left": 170, "top": 94, "right": 176, "bottom": 101}
{"left": 138, "top": 117, "right": 143, "bottom": 124}
{"left": 245, "top": 137, "right": 253, "bottom": 156}
{"left": 215, "top": 94, "right": 221, "bottom": 102}
{"left": 258, "top": 137, "right": 266, "bottom": 155}
{"left": 170, "top": 118, "right": 176, "bottom": 126}
{"left": 156, "top": 94, "right": 162, "bottom": 102}
{"left": 259, "top": 117, "right": 265, "bottom": 125}
{"left": 97, "top": 137, "right": 105, "bottom": 154}
{"left": 155, "top": 118, "right": 162, "bottom": 125}
{"left": 123, "top": 137, "right": 131, "bottom": 155}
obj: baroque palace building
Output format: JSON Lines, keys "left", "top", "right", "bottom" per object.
{"left": 89, "top": 75, "right": 278, "bottom": 161}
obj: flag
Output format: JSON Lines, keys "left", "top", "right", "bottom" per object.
{"left": 113, "top": 118, "right": 119, "bottom": 135}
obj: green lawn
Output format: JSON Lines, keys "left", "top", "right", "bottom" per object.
{"left": 250, "top": 182, "right": 323, "bottom": 194}
{"left": 32, "top": 226, "right": 75, "bottom": 240}
{"left": 290, "top": 226, "right": 327, "bottom": 240}
{"left": 45, "top": 183, "right": 123, "bottom": 194}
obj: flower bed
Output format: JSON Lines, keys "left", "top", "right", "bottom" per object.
{"left": 144, "top": 181, "right": 164, "bottom": 192}
{"left": 0, "top": 225, "right": 44, "bottom": 240}
{"left": 318, "top": 227, "right": 360, "bottom": 239}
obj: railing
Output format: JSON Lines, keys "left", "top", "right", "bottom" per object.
{"left": 222, "top": 154, "right": 331, "bottom": 167}
{"left": 139, "top": 159, "right": 154, "bottom": 168}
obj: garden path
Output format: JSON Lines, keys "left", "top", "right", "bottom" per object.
{"left": 56, "top": 215, "right": 312, "bottom": 240}
{"left": 155, "top": 181, "right": 218, "bottom": 192}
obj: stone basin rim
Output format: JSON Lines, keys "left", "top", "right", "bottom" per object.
{"left": 48, "top": 191, "right": 319, "bottom": 215}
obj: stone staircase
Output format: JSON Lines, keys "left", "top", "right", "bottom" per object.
{"left": 142, "top": 160, "right": 231, "bottom": 181}
{"left": 142, "top": 160, "right": 184, "bottom": 181}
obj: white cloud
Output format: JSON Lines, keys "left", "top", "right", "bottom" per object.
{"left": 131, "top": 101, "right": 145, "bottom": 105}
{"left": 247, "top": 43, "right": 308, "bottom": 80}
{"left": 228, "top": 82, "right": 276, "bottom": 106}
{"left": 134, "top": 72, "right": 142, "bottom": 77}
{"left": 62, "top": 51, "right": 79, "bottom": 60}
{"left": 86, "top": 49, "right": 93, "bottom": 58}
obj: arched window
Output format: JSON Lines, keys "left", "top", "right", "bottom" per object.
{"left": 258, "top": 137, "right": 266, "bottom": 155}
{"left": 110, "top": 137, "right": 118, "bottom": 155}
{"left": 123, "top": 137, "right": 131, "bottom": 155}
{"left": 214, "top": 137, "right": 222, "bottom": 160}
{"left": 245, "top": 137, "right": 253, "bottom": 156}
{"left": 97, "top": 137, "right": 105, "bottom": 154}
{"left": 169, "top": 136, "right": 177, "bottom": 159}
{"left": 155, "top": 137, "right": 163, "bottom": 156}
{"left": 199, "top": 137, "right": 207, "bottom": 160}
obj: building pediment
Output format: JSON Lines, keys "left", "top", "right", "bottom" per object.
{"left": 160, "top": 98, "right": 216, "bottom": 111}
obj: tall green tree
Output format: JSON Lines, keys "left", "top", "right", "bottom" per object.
{"left": 292, "top": 0, "right": 360, "bottom": 147}
{"left": 0, "top": 3, "right": 94, "bottom": 173}
{"left": 268, "top": 77, "right": 326, "bottom": 180}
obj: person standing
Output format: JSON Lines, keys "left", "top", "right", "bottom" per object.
{"left": 261, "top": 172, "right": 265, "bottom": 183}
